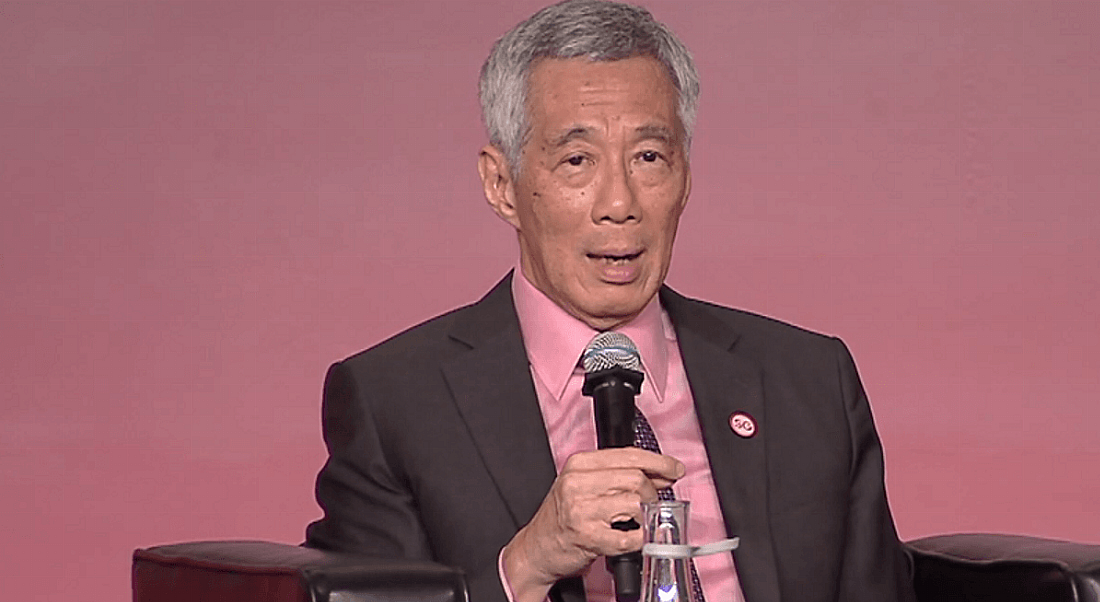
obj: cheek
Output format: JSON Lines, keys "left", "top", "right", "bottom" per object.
{"left": 527, "top": 192, "right": 589, "bottom": 237}
{"left": 668, "top": 205, "right": 686, "bottom": 236}
{"left": 650, "top": 198, "right": 685, "bottom": 237}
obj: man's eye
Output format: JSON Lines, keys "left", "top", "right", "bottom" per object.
{"left": 566, "top": 155, "right": 586, "bottom": 166}
{"left": 640, "top": 151, "right": 660, "bottom": 162}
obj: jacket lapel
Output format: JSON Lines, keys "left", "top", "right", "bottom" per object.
{"left": 442, "top": 273, "right": 586, "bottom": 601}
{"left": 662, "top": 287, "right": 782, "bottom": 602}
{"left": 441, "top": 273, "right": 559, "bottom": 529}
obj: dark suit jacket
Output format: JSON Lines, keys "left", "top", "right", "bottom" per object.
{"left": 305, "top": 273, "right": 916, "bottom": 602}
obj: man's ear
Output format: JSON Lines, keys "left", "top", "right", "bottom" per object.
{"left": 478, "top": 145, "right": 521, "bottom": 229}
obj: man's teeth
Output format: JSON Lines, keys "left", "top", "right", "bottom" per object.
{"left": 590, "top": 252, "right": 639, "bottom": 264}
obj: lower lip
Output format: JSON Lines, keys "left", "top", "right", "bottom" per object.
{"left": 590, "top": 255, "right": 641, "bottom": 284}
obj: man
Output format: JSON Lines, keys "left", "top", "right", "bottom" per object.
{"left": 306, "top": 1, "right": 916, "bottom": 601}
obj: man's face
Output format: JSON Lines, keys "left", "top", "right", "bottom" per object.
{"left": 482, "top": 56, "right": 691, "bottom": 330}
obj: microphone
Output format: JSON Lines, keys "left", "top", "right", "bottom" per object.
{"left": 581, "top": 332, "right": 645, "bottom": 602}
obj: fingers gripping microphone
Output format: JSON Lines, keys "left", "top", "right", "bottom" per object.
{"left": 582, "top": 332, "right": 645, "bottom": 602}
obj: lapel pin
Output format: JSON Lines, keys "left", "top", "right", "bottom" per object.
{"left": 729, "top": 411, "right": 757, "bottom": 438}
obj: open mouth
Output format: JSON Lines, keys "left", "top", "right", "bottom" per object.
{"left": 587, "top": 251, "right": 642, "bottom": 265}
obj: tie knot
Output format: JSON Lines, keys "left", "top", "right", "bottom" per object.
{"left": 582, "top": 331, "right": 641, "bottom": 373}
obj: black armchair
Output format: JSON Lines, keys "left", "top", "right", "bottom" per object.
{"left": 133, "top": 533, "right": 1100, "bottom": 601}
{"left": 907, "top": 534, "right": 1100, "bottom": 602}
{"left": 131, "top": 540, "right": 467, "bottom": 602}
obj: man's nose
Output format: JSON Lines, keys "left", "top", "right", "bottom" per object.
{"left": 591, "top": 157, "right": 639, "bottom": 224}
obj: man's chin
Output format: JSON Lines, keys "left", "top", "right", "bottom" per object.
{"left": 575, "top": 300, "right": 651, "bottom": 331}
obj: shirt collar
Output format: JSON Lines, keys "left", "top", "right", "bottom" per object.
{"left": 511, "top": 266, "right": 669, "bottom": 402}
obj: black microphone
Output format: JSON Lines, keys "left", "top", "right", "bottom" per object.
{"left": 581, "top": 332, "right": 645, "bottom": 602}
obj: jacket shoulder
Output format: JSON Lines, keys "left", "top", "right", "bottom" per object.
{"left": 338, "top": 273, "right": 519, "bottom": 372}
{"left": 664, "top": 289, "right": 841, "bottom": 355}
{"left": 338, "top": 302, "right": 475, "bottom": 372}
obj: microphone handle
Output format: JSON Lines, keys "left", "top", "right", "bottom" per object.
{"left": 591, "top": 373, "right": 638, "bottom": 449}
{"left": 584, "top": 367, "right": 644, "bottom": 602}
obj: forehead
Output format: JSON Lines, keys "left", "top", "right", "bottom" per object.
{"left": 524, "top": 56, "right": 681, "bottom": 135}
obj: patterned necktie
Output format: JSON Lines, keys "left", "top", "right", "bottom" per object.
{"left": 634, "top": 407, "right": 707, "bottom": 602}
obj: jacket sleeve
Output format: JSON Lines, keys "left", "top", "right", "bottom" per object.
{"left": 305, "top": 360, "right": 435, "bottom": 558}
{"left": 304, "top": 360, "right": 516, "bottom": 601}
{"left": 832, "top": 338, "right": 917, "bottom": 602}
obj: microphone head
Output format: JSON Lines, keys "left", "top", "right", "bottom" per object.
{"left": 582, "top": 332, "right": 641, "bottom": 373}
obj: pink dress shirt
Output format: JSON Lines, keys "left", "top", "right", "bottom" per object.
{"left": 502, "top": 268, "right": 745, "bottom": 601}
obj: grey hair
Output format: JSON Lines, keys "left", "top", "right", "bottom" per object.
{"left": 479, "top": 0, "right": 700, "bottom": 171}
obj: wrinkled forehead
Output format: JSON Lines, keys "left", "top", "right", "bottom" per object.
{"left": 523, "top": 56, "right": 683, "bottom": 135}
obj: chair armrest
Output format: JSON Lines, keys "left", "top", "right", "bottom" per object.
{"left": 132, "top": 540, "right": 468, "bottom": 602}
{"left": 906, "top": 533, "right": 1100, "bottom": 602}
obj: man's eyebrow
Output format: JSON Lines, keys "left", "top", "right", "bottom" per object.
{"left": 545, "top": 124, "right": 679, "bottom": 148}
{"left": 634, "top": 124, "right": 676, "bottom": 145}
{"left": 546, "top": 126, "right": 592, "bottom": 148}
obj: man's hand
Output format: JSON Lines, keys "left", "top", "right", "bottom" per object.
{"left": 501, "top": 447, "right": 685, "bottom": 602}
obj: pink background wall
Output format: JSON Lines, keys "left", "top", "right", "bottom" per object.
{"left": 2, "top": 1, "right": 1096, "bottom": 600}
